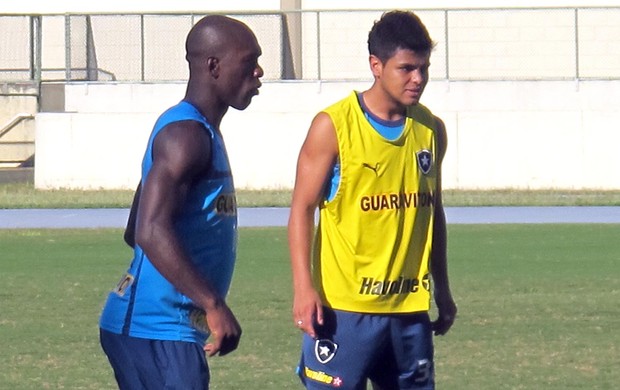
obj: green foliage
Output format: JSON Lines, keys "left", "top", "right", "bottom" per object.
{"left": 0, "top": 226, "right": 618, "bottom": 389}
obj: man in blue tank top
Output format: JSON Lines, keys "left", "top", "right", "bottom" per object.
{"left": 99, "top": 15, "right": 263, "bottom": 389}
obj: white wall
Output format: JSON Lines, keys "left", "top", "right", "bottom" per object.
{"left": 3, "top": 0, "right": 620, "bottom": 14}
{"left": 35, "top": 112, "right": 154, "bottom": 189}
{"left": 17, "top": 2, "right": 620, "bottom": 190}
{"left": 0, "top": 0, "right": 283, "bottom": 14}
{"left": 35, "top": 79, "right": 620, "bottom": 190}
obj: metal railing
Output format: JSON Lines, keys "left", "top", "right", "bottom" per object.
{"left": 0, "top": 113, "right": 35, "bottom": 164}
{"left": 0, "top": 113, "right": 34, "bottom": 139}
{"left": 1, "top": 7, "right": 619, "bottom": 83}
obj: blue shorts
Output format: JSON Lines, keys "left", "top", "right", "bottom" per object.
{"left": 297, "top": 308, "right": 434, "bottom": 390}
{"left": 100, "top": 329, "right": 210, "bottom": 390}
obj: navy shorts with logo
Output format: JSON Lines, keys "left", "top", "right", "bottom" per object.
{"left": 297, "top": 308, "right": 434, "bottom": 390}
{"left": 100, "top": 329, "right": 210, "bottom": 390}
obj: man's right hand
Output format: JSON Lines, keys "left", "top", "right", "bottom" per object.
{"left": 293, "top": 287, "right": 324, "bottom": 339}
{"left": 204, "top": 301, "right": 242, "bottom": 357}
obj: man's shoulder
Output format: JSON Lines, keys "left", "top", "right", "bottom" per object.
{"left": 322, "top": 91, "right": 358, "bottom": 113}
{"left": 407, "top": 103, "right": 441, "bottom": 131}
{"left": 153, "top": 101, "right": 212, "bottom": 136}
{"left": 157, "top": 101, "right": 201, "bottom": 123}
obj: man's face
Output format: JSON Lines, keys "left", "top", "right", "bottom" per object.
{"left": 219, "top": 34, "right": 263, "bottom": 110}
{"left": 371, "top": 48, "right": 430, "bottom": 107}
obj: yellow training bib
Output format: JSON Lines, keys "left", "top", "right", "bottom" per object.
{"left": 314, "top": 91, "right": 438, "bottom": 313}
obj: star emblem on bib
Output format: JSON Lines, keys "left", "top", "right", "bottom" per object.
{"left": 416, "top": 149, "right": 432, "bottom": 175}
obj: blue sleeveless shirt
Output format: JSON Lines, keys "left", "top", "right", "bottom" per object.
{"left": 99, "top": 101, "right": 237, "bottom": 345}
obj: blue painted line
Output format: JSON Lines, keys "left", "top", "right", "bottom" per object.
{"left": 0, "top": 207, "right": 619, "bottom": 229}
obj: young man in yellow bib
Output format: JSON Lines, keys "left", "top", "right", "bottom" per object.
{"left": 288, "top": 10, "right": 457, "bottom": 390}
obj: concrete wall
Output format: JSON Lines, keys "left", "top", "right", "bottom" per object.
{"left": 35, "top": 79, "right": 620, "bottom": 190}
{"left": 3, "top": 0, "right": 619, "bottom": 14}
{"left": 18, "top": 2, "right": 620, "bottom": 190}
{"left": 4, "top": 7, "right": 620, "bottom": 83}
{"left": 0, "top": 83, "right": 37, "bottom": 165}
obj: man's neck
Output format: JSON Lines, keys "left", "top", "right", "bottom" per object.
{"left": 361, "top": 88, "right": 406, "bottom": 121}
{"left": 183, "top": 93, "right": 226, "bottom": 129}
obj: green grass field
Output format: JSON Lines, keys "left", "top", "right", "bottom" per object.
{"left": 2, "top": 182, "right": 620, "bottom": 208}
{"left": 1, "top": 225, "right": 619, "bottom": 389}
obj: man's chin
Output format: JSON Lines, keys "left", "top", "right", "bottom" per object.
{"left": 232, "top": 96, "right": 254, "bottom": 111}
{"left": 402, "top": 91, "right": 422, "bottom": 106}
{"left": 402, "top": 98, "right": 420, "bottom": 107}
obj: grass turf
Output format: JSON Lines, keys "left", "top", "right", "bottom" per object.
{"left": 2, "top": 182, "right": 620, "bottom": 208}
{"left": 0, "top": 225, "right": 618, "bottom": 389}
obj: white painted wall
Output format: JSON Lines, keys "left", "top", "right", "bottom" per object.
{"left": 35, "top": 79, "right": 620, "bottom": 190}
{"left": 3, "top": 0, "right": 620, "bottom": 14}
{"left": 9, "top": 1, "right": 620, "bottom": 190}
{"left": 0, "top": 0, "right": 283, "bottom": 14}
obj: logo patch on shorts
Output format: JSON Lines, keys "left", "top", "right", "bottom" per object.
{"left": 314, "top": 339, "right": 338, "bottom": 364}
{"left": 304, "top": 366, "right": 343, "bottom": 387}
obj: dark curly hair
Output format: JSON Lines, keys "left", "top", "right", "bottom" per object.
{"left": 368, "top": 10, "right": 436, "bottom": 63}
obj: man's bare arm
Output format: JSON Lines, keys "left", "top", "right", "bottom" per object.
{"left": 135, "top": 121, "right": 241, "bottom": 356}
{"left": 430, "top": 117, "right": 457, "bottom": 336}
{"left": 288, "top": 112, "right": 338, "bottom": 338}
{"left": 123, "top": 181, "right": 141, "bottom": 248}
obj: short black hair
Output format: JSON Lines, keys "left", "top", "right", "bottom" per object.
{"left": 368, "top": 10, "right": 435, "bottom": 63}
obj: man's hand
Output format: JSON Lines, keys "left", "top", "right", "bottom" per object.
{"left": 293, "top": 286, "right": 324, "bottom": 339}
{"left": 203, "top": 301, "right": 242, "bottom": 357}
{"left": 432, "top": 290, "right": 457, "bottom": 336}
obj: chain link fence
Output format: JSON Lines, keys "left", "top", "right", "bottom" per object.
{"left": 1, "top": 8, "right": 619, "bottom": 83}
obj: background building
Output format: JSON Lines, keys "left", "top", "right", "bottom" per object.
{"left": 1, "top": 1, "right": 619, "bottom": 189}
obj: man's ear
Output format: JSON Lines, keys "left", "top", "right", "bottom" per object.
{"left": 206, "top": 56, "right": 220, "bottom": 78}
{"left": 369, "top": 55, "right": 383, "bottom": 78}
{"left": 368, "top": 54, "right": 383, "bottom": 78}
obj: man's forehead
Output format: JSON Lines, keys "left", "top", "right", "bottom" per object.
{"left": 394, "top": 47, "right": 430, "bottom": 58}
{"left": 233, "top": 38, "right": 262, "bottom": 57}
{"left": 386, "top": 48, "right": 430, "bottom": 64}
